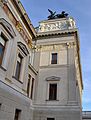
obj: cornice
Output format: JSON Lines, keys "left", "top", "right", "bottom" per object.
{"left": 10, "top": 0, "right": 36, "bottom": 38}
{"left": 36, "top": 28, "right": 78, "bottom": 39}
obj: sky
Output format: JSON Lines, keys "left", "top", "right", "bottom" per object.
{"left": 20, "top": 0, "right": 91, "bottom": 111}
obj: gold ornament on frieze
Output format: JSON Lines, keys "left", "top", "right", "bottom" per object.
{"left": 28, "top": 40, "right": 32, "bottom": 48}
{"left": 16, "top": 21, "right": 23, "bottom": 32}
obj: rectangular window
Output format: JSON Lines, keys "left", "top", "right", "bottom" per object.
{"left": 15, "top": 54, "right": 23, "bottom": 80}
{"left": 27, "top": 74, "right": 31, "bottom": 97}
{"left": 14, "top": 109, "right": 21, "bottom": 120}
{"left": 30, "top": 78, "right": 34, "bottom": 99}
{"left": 49, "top": 84, "right": 57, "bottom": 100}
{"left": 51, "top": 53, "right": 57, "bottom": 64}
{"left": 0, "top": 34, "right": 6, "bottom": 65}
{"left": 47, "top": 118, "right": 55, "bottom": 120}
{"left": 0, "top": 103, "right": 1, "bottom": 110}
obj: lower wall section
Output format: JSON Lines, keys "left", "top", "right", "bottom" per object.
{"left": 0, "top": 81, "right": 33, "bottom": 120}
{"left": 0, "top": 81, "right": 89, "bottom": 120}
{"left": 33, "top": 107, "right": 82, "bottom": 120}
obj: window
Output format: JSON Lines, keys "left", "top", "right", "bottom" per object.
{"left": 47, "top": 118, "right": 55, "bottom": 120}
{"left": 0, "top": 103, "right": 1, "bottom": 110}
{"left": 15, "top": 54, "right": 23, "bottom": 80}
{"left": 0, "top": 34, "right": 6, "bottom": 65}
{"left": 14, "top": 109, "right": 21, "bottom": 120}
{"left": 51, "top": 53, "right": 57, "bottom": 64}
{"left": 27, "top": 74, "right": 31, "bottom": 97}
{"left": 30, "top": 78, "right": 34, "bottom": 99}
{"left": 49, "top": 84, "right": 57, "bottom": 100}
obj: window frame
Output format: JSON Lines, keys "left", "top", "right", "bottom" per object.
{"left": 13, "top": 42, "right": 29, "bottom": 83}
{"left": 0, "top": 18, "right": 16, "bottom": 71}
{"left": 49, "top": 83, "right": 57, "bottom": 100}
{"left": 51, "top": 52, "right": 58, "bottom": 64}
{"left": 46, "top": 76, "right": 60, "bottom": 101}
{"left": 27, "top": 74, "right": 31, "bottom": 97}
{"left": 0, "top": 33, "right": 6, "bottom": 65}
{"left": 47, "top": 118, "right": 55, "bottom": 120}
{"left": 14, "top": 109, "right": 21, "bottom": 120}
{"left": 30, "top": 78, "right": 35, "bottom": 99}
{"left": 0, "top": 31, "right": 9, "bottom": 70}
{"left": 15, "top": 53, "right": 23, "bottom": 81}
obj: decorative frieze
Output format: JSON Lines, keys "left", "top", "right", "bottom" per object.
{"left": 36, "top": 43, "right": 67, "bottom": 52}
{"left": 37, "top": 17, "right": 76, "bottom": 33}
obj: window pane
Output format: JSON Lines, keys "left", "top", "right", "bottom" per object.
{"left": 51, "top": 53, "right": 57, "bottom": 64}
{"left": 31, "top": 78, "right": 34, "bottom": 99}
{"left": 0, "top": 35, "right": 6, "bottom": 65}
{"left": 27, "top": 75, "right": 31, "bottom": 97}
{"left": 14, "top": 109, "right": 21, "bottom": 120}
{"left": 0, "top": 36, "right": 5, "bottom": 46}
{"left": 15, "top": 54, "right": 22, "bottom": 80}
{"left": 49, "top": 84, "right": 57, "bottom": 100}
{"left": 47, "top": 118, "right": 55, "bottom": 120}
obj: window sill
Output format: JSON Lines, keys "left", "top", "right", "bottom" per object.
{"left": 12, "top": 76, "right": 23, "bottom": 84}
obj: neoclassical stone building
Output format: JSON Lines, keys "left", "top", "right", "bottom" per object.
{"left": 0, "top": 0, "right": 91, "bottom": 120}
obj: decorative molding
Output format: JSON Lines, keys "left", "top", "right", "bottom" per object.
{"left": 17, "top": 42, "right": 29, "bottom": 55}
{"left": 46, "top": 76, "right": 60, "bottom": 81}
{"left": 0, "top": 18, "right": 16, "bottom": 38}
{"left": 67, "top": 42, "right": 76, "bottom": 48}
{"left": 2, "top": 3, "right": 32, "bottom": 46}
{"left": 37, "top": 17, "right": 76, "bottom": 33}
{"left": 36, "top": 44, "right": 67, "bottom": 52}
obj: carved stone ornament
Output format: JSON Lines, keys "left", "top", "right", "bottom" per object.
{"left": 46, "top": 76, "right": 60, "bottom": 81}
{"left": 16, "top": 21, "right": 23, "bottom": 32}
{"left": 37, "top": 17, "right": 76, "bottom": 33}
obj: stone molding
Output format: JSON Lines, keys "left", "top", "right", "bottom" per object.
{"left": 0, "top": 18, "right": 16, "bottom": 38}
{"left": 46, "top": 76, "right": 60, "bottom": 81}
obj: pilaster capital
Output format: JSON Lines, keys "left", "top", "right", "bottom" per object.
{"left": 66, "top": 42, "right": 76, "bottom": 48}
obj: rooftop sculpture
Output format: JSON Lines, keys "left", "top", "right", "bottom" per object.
{"left": 48, "top": 9, "right": 68, "bottom": 20}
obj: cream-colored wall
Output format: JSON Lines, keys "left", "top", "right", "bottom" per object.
{"left": 40, "top": 49, "right": 67, "bottom": 66}
{"left": 0, "top": 5, "right": 36, "bottom": 97}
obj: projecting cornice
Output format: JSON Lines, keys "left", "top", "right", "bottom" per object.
{"left": 36, "top": 28, "right": 78, "bottom": 38}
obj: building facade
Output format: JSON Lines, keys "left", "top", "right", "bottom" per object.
{"left": 0, "top": 0, "right": 37, "bottom": 120}
{"left": 33, "top": 17, "right": 83, "bottom": 120}
{"left": 0, "top": 0, "right": 91, "bottom": 120}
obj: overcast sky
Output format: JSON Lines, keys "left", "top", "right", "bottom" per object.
{"left": 20, "top": 0, "right": 91, "bottom": 111}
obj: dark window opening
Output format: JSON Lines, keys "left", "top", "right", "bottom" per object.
{"left": 15, "top": 54, "right": 23, "bottom": 80}
{"left": 49, "top": 84, "right": 57, "bottom": 100}
{"left": 27, "top": 74, "right": 31, "bottom": 97}
{"left": 0, "top": 34, "right": 7, "bottom": 65}
{"left": 47, "top": 118, "right": 55, "bottom": 120}
{"left": 14, "top": 109, "right": 21, "bottom": 120}
{"left": 31, "top": 78, "right": 34, "bottom": 99}
{"left": 51, "top": 53, "right": 57, "bottom": 64}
